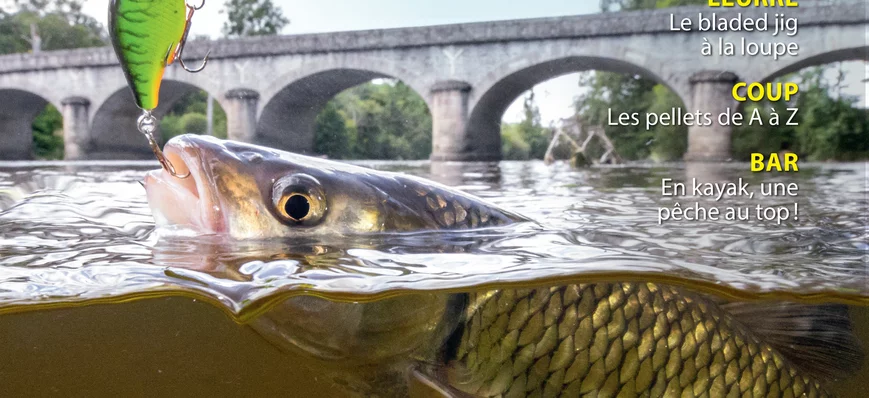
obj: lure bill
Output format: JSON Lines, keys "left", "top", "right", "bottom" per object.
{"left": 109, "top": 0, "right": 188, "bottom": 111}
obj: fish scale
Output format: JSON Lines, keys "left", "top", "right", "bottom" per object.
{"left": 138, "top": 136, "right": 862, "bottom": 396}
{"left": 414, "top": 184, "right": 514, "bottom": 229}
{"left": 447, "top": 283, "right": 829, "bottom": 398}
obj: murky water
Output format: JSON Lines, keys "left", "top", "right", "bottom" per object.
{"left": 0, "top": 160, "right": 867, "bottom": 396}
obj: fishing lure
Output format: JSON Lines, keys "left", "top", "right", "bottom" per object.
{"left": 109, "top": 0, "right": 210, "bottom": 178}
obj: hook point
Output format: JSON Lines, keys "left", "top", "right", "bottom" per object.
{"left": 179, "top": 51, "right": 209, "bottom": 73}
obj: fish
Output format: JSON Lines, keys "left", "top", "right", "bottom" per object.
{"left": 143, "top": 135, "right": 525, "bottom": 238}
{"left": 109, "top": 0, "right": 189, "bottom": 111}
{"left": 438, "top": 284, "right": 862, "bottom": 398}
{"left": 144, "top": 135, "right": 864, "bottom": 397}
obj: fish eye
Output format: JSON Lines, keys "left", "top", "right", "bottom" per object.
{"left": 271, "top": 174, "right": 327, "bottom": 226}
{"left": 280, "top": 193, "right": 311, "bottom": 221}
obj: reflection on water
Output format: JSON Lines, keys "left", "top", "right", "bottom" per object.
{"left": 0, "top": 160, "right": 867, "bottom": 396}
{"left": 1, "top": 161, "right": 866, "bottom": 311}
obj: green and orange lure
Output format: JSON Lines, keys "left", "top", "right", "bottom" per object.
{"left": 108, "top": 0, "right": 210, "bottom": 178}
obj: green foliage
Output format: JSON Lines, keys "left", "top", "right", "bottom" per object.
{"left": 501, "top": 91, "right": 551, "bottom": 160}
{"left": 221, "top": 0, "right": 289, "bottom": 37}
{"left": 2, "top": 0, "right": 105, "bottom": 159}
{"left": 159, "top": 114, "right": 182, "bottom": 143}
{"left": 0, "top": 10, "right": 28, "bottom": 54}
{"left": 501, "top": 124, "right": 532, "bottom": 160}
{"left": 647, "top": 85, "right": 688, "bottom": 161}
{"left": 0, "top": 1, "right": 105, "bottom": 55}
{"left": 571, "top": 0, "right": 701, "bottom": 161}
{"left": 14, "top": 0, "right": 90, "bottom": 17}
{"left": 731, "top": 101, "right": 795, "bottom": 160}
{"left": 732, "top": 66, "right": 869, "bottom": 161}
{"left": 584, "top": 0, "right": 866, "bottom": 162}
{"left": 518, "top": 91, "right": 552, "bottom": 159}
{"left": 791, "top": 67, "right": 869, "bottom": 161}
{"left": 31, "top": 104, "right": 63, "bottom": 159}
{"left": 314, "top": 80, "right": 432, "bottom": 160}
{"left": 159, "top": 91, "right": 228, "bottom": 142}
{"left": 574, "top": 71, "right": 659, "bottom": 160}
{"left": 602, "top": 0, "right": 707, "bottom": 11}
{"left": 314, "top": 101, "right": 354, "bottom": 159}
{"left": 180, "top": 113, "right": 208, "bottom": 135}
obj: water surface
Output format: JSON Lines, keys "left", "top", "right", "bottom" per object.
{"left": 0, "top": 160, "right": 866, "bottom": 316}
{"left": 1, "top": 160, "right": 868, "bottom": 396}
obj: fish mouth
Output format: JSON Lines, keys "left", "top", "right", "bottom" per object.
{"left": 143, "top": 136, "right": 226, "bottom": 234}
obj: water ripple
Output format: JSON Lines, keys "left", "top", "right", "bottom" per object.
{"left": 0, "top": 161, "right": 866, "bottom": 316}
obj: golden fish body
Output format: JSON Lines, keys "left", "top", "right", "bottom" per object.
{"left": 140, "top": 136, "right": 861, "bottom": 397}
{"left": 444, "top": 282, "right": 836, "bottom": 398}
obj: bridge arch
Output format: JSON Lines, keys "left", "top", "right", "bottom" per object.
{"left": 464, "top": 55, "right": 689, "bottom": 160}
{"left": 0, "top": 88, "right": 58, "bottom": 160}
{"left": 89, "top": 80, "right": 226, "bottom": 159}
{"left": 757, "top": 47, "right": 868, "bottom": 84}
{"left": 255, "top": 59, "right": 430, "bottom": 153}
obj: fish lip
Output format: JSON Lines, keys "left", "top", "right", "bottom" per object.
{"left": 144, "top": 135, "right": 226, "bottom": 234}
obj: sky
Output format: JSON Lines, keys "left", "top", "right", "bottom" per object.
{"left": 81, "top": 0, "right": 866, "bottom": 124}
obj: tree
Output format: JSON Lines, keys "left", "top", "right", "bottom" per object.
{"left": 221, "top": 0, "right": 289, "bottom": 37}
{"left": 314, "top": 101, "right": 354, "bottom": 158}
{"left": 501, "top": 124, "right": 531, "bottom": 160}
{"left": 647, "top": 85, "right": 688, "bottom": 161}
{"left": 731, "top": 100, "right": 796, "bottom": 160}
{"left": 574, "top": 71, "right": 657, "bottom": 160}
{"left": 312, "top": 80, "right": 432, "bottom": 160}
{"left": 1, "top": 0, "right": 105, "bottom": 54}
{"left": 731, "top": 65, "right": 868, "bottom": 161}
{"left": 601, "top": 0, "right": 707, "bottom": 11}
{"left": 159, "top": 90, "right": 228, "bottom": 142}
{"left": 31, "top": 104, "right": 63, "bottom": 159}
{"left": 179, "top": 113, "right": 208, "bottom": 135}
{"left": 501, "top": 90, "right": 551, "bottom": 160}
{"left": 1, "top": 0, "right": 105, "bottom": 159}
{"left": 791, "top": 66, "right": 869, "bottom": 160}
{"left": 519, "top": 91, "right": 551, "bottom": 159}
{"left": 572, "top": 0, "right": 705, "bottom": 161}
{"left": 349, "top": 81, "right": 432, "bottom": 159}
{"left": 586, "top": 0, "right": 867, "bottom": 162}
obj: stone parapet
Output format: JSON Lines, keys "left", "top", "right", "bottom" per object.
{"left": 0, "top": 2, "right": 862, "bottom": 74}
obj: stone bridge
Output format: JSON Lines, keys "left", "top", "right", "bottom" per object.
{"left": 0, "top": 2, "right": 865, "bottom": 161}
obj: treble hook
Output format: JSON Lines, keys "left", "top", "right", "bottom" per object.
{"left": 174, "top": 0, "right": 209, "bottom": 73}
{"left": 137, "top": 112, "right": 190, "bottom": 179}
{"left": 187, "top": 0, "right": 205, "bottom": 10}
{"left": 179, "top": 48, "right": 210, "bottom": 73}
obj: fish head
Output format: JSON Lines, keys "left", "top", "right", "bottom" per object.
{"left": 144, "top": 135, "right": 522, "bottom": 238}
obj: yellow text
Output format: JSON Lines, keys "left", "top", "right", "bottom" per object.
{"left": 708, "top": 0, "right": 798, "bottom": 7}
{"left": 733, "top": 82, "right": 798, "bottom": 102}
{"left": 751, "top": 153, "right": 799, "bottom": 172}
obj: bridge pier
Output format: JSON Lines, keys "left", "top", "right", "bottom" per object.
{"left": 61, "top": 96, "right": 90, "bottom": 160}
{"left": 225, "top": 88, "right": 259, "bottom": 142}
{"left": 430, "top": 80, "right": 499, "bottom": 162}
{"left": 684, "top": 71, "right": 739, "bottom": 162}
